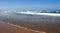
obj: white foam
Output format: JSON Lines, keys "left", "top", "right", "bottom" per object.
{"left": 16, "top": 11, "right": 60, "bottom": 16}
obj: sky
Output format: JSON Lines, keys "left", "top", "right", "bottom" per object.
{"left": 0, "top": 0, "right": 60, "bottom": 10}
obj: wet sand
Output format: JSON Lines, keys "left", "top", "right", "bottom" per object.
{"left": 0, "top": 21, "right": 45, "bottom": 33}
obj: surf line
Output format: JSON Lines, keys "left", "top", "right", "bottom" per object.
{"left": 17, "top": 11, "right": 60, "bottom": 16}
{"left": 0, "top": 21, "right": 46, "bottom": 33}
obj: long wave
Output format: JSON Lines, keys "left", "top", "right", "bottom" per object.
{"left": 16, "top": 11, "right": 60, "bottom": 16}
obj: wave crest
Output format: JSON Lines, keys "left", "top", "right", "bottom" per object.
{"left": 16, "top": 11, "right": 60, "bottom": 16}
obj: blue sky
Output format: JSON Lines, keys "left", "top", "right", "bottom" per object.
{"left": 0, "top": 0, "right": 60, "bottom": 10}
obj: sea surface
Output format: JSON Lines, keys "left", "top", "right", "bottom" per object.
{"left": 0, "top": 10, "right": 60, "bottom": 33}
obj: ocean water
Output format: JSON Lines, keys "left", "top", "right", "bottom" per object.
{"left": 0, "top": 10, "right": 60, "bottom": 33}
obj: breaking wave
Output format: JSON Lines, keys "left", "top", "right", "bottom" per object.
{"left": 16, "top": 11, "right": 60, "bottom": 16}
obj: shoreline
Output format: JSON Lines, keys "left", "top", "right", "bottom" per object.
{"left": 0, "top": 21, "right": 46, "bottom": 33}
